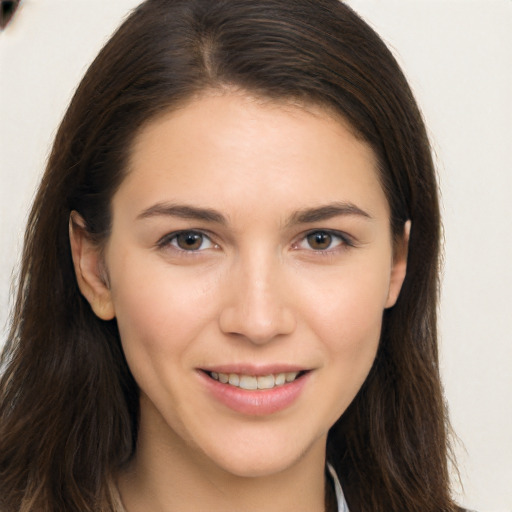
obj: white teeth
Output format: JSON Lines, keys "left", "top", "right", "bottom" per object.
{"left": 209, "top": 371, "right": 302, "bottom": 389}
{"left": 257, "top": 374, "right": 275, "bottom": 389}
{"left": 239, "top": 375, "right": 258, "bottom": 390}
{"left": 274, "top": 373, "right": 286, "bottom": 386}
{"left": 285, "top": 372, "right": 299, "bottom": 382}
{"left": 228, "top": 373, "right": 239, "bottom": 386}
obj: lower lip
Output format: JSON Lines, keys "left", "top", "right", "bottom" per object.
{"left": 198, "top": 371, "right": 311, "bottom": 416}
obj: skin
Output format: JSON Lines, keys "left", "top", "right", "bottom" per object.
{"left": 70, "top": 91, "right": 408, "bottom": 512}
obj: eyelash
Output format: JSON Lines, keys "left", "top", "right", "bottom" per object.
{"left": 156, "top": 229, "right": 354, "bottom": 255}
{"left": 293, "top": 229, "right": 354, "bottom": 254}
{"left": 156, "top": 230, "right": 217, "bottom": 253}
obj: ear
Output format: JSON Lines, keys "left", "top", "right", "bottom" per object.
{"left": 69, "top": 211, "right": 115, "bottom": 320}
{"left": 385, "top": 220, "right": 411, "bottom": 308}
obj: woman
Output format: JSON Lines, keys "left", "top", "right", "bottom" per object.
{"left": 0, "top": 0, "right": 461, "bottom": 510}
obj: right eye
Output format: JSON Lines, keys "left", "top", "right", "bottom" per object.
{"left": 159, "top": 231, "right": 215, "bottom": 252}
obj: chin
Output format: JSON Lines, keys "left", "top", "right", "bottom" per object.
{"left": 212, "top": 451, "right": 301, "bottom": 479}
{"left": 195, "top": 426, "right": 326, "bottom": 479}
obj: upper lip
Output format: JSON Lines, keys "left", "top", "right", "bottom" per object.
{"left": 199, "top": 364, "right": 309, "bottom": 376}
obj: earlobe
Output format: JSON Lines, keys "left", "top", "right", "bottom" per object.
{"left": 69, "top": 211, "right": 115, "bottom": 320}
{"left": 385, "top": 220, "right": 411, "bottom": 308}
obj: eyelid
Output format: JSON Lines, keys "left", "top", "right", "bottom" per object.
{"left": 156, "top": 229, "right": 217, "bottom": 252}
{"left": 155, "top": 228, "right": 355, "bottom": 254}
{"left": 293, "top": 229, "right": 355, "bottom": 252}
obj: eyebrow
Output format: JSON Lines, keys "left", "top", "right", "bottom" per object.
{"left": 136, "top": 201, "right": 371, "bottom": 226}
{"left": 137, "top": 203, "right": 227, "bottom": 224}
{"left": 285, "top": 202, "right": 372, "bottom": 227}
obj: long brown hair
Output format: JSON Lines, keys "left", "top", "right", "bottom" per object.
{"left": 0, "top": 1, "right": 457, "bottom": 510}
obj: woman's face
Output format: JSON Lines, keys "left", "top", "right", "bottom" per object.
{"left": 73, "top": 92, "right": 407, "bottom": 478}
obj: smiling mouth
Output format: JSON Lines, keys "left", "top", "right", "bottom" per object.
{"left": 204, "top": 370, "right": 307, "bottom": 390}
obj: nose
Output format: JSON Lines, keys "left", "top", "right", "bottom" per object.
{"left": 218, "top": 252, "right": 296, "bottom": 345}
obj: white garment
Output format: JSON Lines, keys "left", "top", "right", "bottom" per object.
{"left": 327, "top": 463, "right": 350, "bottom": 512}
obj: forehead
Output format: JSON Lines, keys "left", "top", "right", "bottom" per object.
{"left": 117, "top": 91, "right": 388, "bottom": 223}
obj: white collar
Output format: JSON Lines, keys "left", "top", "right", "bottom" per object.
{"left": 327, "top": 463, "right": 349, "bottom": 512}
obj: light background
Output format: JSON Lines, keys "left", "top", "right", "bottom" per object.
{"left": 0, "top": 1, "right": 511, "bottom": 510}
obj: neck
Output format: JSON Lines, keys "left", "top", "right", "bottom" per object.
{"left": 117, "top": 398, "right": 328, "bottom": 512}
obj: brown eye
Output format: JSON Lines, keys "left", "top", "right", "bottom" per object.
{"left": 175, "top": 232, "right": 205, "bottom": 250}
{"left": 306, "top": 231, "right": 333, "bottom": 250}
{"left": 158, "top": 231, "right": 215, "bottom": 253}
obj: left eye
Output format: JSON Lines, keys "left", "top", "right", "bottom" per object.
{"left": 166, "top": 231, "right": 215, "bottom": 251}
{"left": 297, "top": 230, "right": 347, "bottom": 251}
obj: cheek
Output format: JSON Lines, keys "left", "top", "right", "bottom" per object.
{"left": 302, "top": 269, "right": 388, "bottom": 419}
{"left": 108, "top": 256, "right": 220, "bottom": 368}
{"left": 318, "top": 289, "right": 382, "bottom": 375}
{"left": 301, "top": 259, "right": 390, "bottom": 339}
{"left": 296, "top": 257, "right": 391, "bottom": 399}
